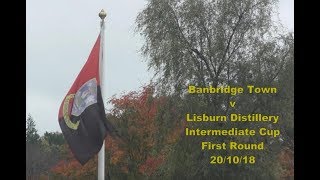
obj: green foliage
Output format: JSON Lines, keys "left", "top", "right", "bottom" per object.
{"left": 26, "top": 114, "right": 40, "bottom": 144}
{"left": 43, "top": 131, "right": 66, "bottom": 146}
{"left": 136, "top": 0, "right": 293, "bottom": 179}
{"left": 26, "top": 115, "right": 66, "bottom": 179}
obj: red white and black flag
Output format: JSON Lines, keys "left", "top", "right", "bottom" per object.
{"left": 58, "top": 35, "right": 108, "bottom": 165}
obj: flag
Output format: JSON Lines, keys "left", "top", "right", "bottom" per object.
{"left": 58, "top": 35, "right": 108, "bottom": 165}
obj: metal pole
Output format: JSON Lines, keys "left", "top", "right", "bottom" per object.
{"left": 98, "top": 9, "right": 107, "bottom": 180}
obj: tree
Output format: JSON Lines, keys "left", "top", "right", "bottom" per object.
{"left": 105, "top": 84, "right": 185, "bottom": 179}
{"left": 26, "top": 114, "right": 40, "bottom": 144}
{"left": 136, "top": 0, "right": 291, "bottom": 95}
{"left": 43, "top": 131, "right": 65, "bottom": 146}
{"left": 50, "top": 144, "right": 99, "bottom": 179}
{"left": 39, "top": 132, "right": 67, "bottom": 179}
{"left": 26, "top": 116, "right": 65, "bottom": 179}
{"left": 26, "top": 114, "right": 42, "bottom": 179}
{"left": 136, "top": 0, "right": 293, "bottom": 179}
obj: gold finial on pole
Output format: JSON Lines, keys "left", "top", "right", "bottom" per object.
{"left": 99, "top": 9, "right": 107, "bottom": 20}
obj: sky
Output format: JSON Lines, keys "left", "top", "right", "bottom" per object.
{"left": 26, "top": 0, "right": 293, "bottom": 135}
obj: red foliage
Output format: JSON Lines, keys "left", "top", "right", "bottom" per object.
{"left": 105, "top": 135, "right": 125, "bottom": 165}
{"left": 109, "top": 85, "right": 162, "bottom": 149}
{"left": 50, "top": 143, "right": 98, "bottom": 178}
{"left": 138, "top": 154, "right": 165, "bottom": 176}
{"left": 107, "top": 84, "right": 185, "bottom": 176}
{"left": 278, "top": 147, "right": 294, "bottom": 178}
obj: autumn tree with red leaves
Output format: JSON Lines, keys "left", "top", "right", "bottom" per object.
{"left": 105, "top": 84, "right": 185, "bottom": 179}
{"left": 50, "top": 143, "right": 99, "bottom": 179}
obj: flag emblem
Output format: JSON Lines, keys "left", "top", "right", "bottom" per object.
{"left": 72, "top": 78, "right": 98, "bottom": 117}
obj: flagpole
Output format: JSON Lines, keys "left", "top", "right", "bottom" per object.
{"left": 98, "top": 9, "right": 107, "bottom": 180}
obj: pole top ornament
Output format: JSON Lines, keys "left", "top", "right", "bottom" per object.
{"left": 99, "top": 9, "right": 107, "bottom": 20}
